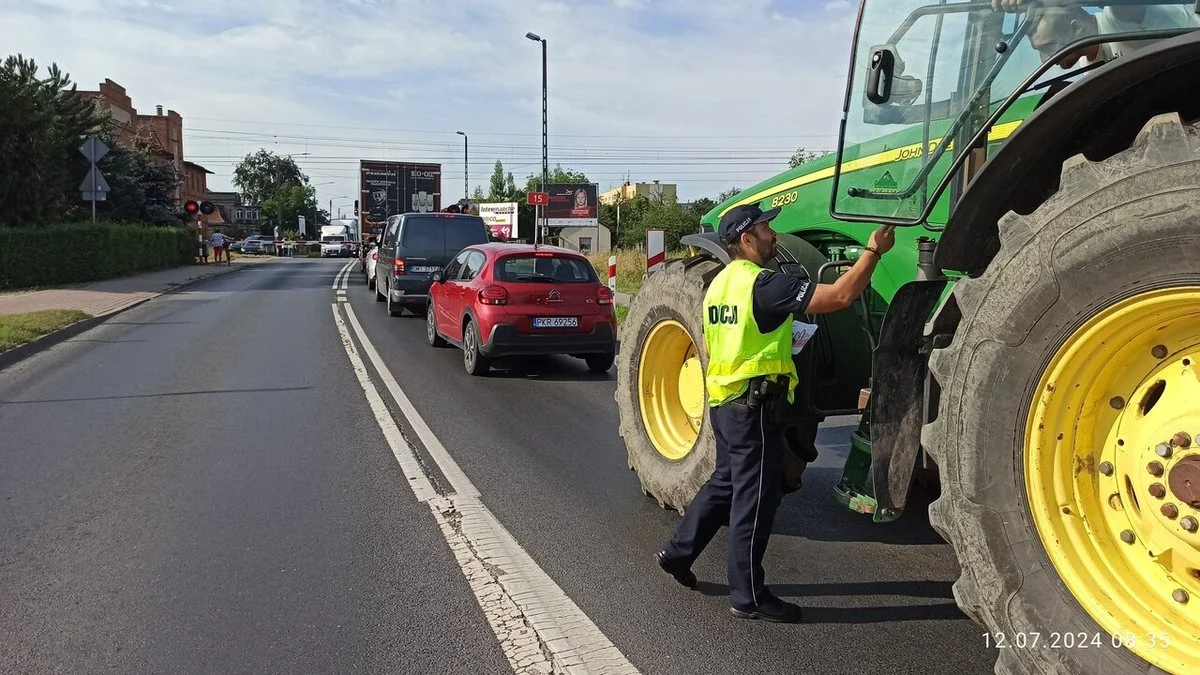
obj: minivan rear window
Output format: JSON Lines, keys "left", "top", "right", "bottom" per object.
{"left": 495, "top": 254, "right": 598, "bottom": 283}
{"left": 444, "top": 216, "right": 488, "bottom": 253}
{"left": 400, "top": 221, "right": 444, "bottom": 259}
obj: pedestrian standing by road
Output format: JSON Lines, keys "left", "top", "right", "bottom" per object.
{"left": 211, "top": 229, "right": 229, "bottom": 263}
{"left": 654, "top": 203, "right": 895, "bottom": 623}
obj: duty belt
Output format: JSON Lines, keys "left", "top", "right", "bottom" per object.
{"left": 732, "top": 375, "right": 788, "bottom": 409}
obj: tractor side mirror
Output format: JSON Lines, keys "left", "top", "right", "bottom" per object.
{"left": 866, "top": 47, "right": 896, "bottom": 104}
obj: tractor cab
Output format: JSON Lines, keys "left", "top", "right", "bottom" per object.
{"left": 831, "top": 0, "right": 1200, "bottom": 225}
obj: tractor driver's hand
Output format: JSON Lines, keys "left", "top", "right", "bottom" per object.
{"left": 868, "top": 225, "right": 896, "bottom": 256}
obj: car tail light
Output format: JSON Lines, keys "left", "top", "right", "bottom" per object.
{"left": 393, "top": 258, "right": 406, "bottom": 275}
{"left": 479, "top": 285, "right": 508, "bottom": 305}
{"left": 597, "top": 286, "right": 613, "bottom": 306}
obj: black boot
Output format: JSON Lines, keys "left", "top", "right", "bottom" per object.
{"left": 730, "top": 595, "right": 804, "bottom": 623}
{"left": 653, "top": 551, "right": 697, "bottom": 589}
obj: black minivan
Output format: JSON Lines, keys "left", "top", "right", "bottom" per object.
{"left": 374, "top": 212, "right": 491, "bottom": 317}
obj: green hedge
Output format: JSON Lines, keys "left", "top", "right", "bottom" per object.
{"left": 0, "top": 222, "right": 195, "bottom": 290}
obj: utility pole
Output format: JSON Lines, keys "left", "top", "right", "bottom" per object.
{"left": 526, "top": 32, "right": 548, "bottom": 245}
{"left": 456, "top": 131, "right": 469, "bottom": 201}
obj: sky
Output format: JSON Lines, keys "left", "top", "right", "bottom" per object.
{"left": 2, "top": 0, "right": 862, "bottom": 212}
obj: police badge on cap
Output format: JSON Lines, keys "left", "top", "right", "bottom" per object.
{"left": 717, "top": 204, "right": 781, "bottom": 244}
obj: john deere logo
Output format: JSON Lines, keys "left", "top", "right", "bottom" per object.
{"left": 873, "top": 171, "right": 898, "bottom": 190}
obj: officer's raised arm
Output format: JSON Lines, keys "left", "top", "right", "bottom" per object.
{"left": 803, "top": 225, "right": 895, "bottom": 314}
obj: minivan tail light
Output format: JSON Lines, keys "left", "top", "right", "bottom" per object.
{"left": 597, "top": 286, "right": 614, "bottom": 305}
{"left": 393, "top": 258, "right": 406, "bottom": 275}
{"left": 479, "top": 285, "right": 508, "bottom": 305}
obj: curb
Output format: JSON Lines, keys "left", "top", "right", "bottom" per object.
{"left": 0, "top": 262, "right": 252, "bottom": 373}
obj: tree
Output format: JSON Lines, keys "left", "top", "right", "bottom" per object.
{"left": 687, "top": 197, "right": 717, "bottom": 221}
{"left": 717, "top": 186, "right": 743, "bottom": 204}
{"left": 472, "top": 186, "right": 486, "bottom": 200}
{"left": 788, "top": 146, "right": 831, "bottom": 168}
{"left": 259, "top": 183, "right": 318, "bottom": 235}
{"left": 0, "top": 54, "right": 108, "bottom": 226}
{"left": 232, "top": 150, "right": 309, "bottom": 206}
{"left": 95, "top": 145, "right": 180, "bottom": 225}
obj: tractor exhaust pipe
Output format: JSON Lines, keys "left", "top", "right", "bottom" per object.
{"left": 916, "top": 237, "right": 941, "bottom": 281}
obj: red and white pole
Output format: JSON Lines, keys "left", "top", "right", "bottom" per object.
{"left": 608, "top": 255, "right": 617, "bottom": 294}
{"left": 646, "top": 229, "right": 665, "bottom": 275}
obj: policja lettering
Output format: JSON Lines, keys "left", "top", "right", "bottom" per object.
{"left": 707, "top": 304, "right": 740, "bottom": 325}
{"left": 652, "top": 201, "right": 896, "bottom": 624}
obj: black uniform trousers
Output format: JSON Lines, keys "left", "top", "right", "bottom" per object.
{"left": 662, "top": 394, "right": 784, "bottom": 611}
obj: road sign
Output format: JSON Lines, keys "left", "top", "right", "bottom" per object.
{"left": 78, "top": 136, "right": 111, "bottom": 222}
{"left": 527, "top": 192, "right": 549, "bottom": 206}
{"left": 79, "top": 165, "right": 111, "bottom": 193}
{"left": 79, "top": 137, "right": 109, "bottom": 163}
{"left": 297, "top": 215, "right": 306, "bottom": 236}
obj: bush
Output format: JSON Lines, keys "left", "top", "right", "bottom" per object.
{"left": 0, "top": 222, "right": 195, "bottom": 290}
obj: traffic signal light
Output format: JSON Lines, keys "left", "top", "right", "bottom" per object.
{"left": 184, "top": 200, "right": 215, "bottom": 217}
{"left": 354, "top": 199, "right": 359, "bottom": 216}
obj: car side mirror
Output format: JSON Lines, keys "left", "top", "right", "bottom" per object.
{"left": 431, "top": 270, "right": 445, "bottom": 283}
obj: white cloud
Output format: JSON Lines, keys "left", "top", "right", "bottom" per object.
{"left": 1, "top": 0, "right": 859, "bottom": 208}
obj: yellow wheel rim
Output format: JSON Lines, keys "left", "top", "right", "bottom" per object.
{"left": 637, "top": 319, "right": 704, "bottom": 461}
{"left": 1026, "top": 287, "right": 1200, "bottom": 672}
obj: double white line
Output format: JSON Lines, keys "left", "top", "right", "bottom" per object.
{"left": 333, "top": 259, "right": 355, "bottom": 300}
{"left": 332, "top": 302, "right": 638, "bottom": 675}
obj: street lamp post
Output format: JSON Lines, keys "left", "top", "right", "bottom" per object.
{"left": 526, "top": 32, "right": 547, "bottom": 245}
{"left": 456, "top": 131, "right": 468, "bottom": 202}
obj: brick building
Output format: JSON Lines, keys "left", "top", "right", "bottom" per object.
{"left": 76, "top": 79, "right": 212, "bottom": 210}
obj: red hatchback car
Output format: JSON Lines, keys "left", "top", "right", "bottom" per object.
{"left": 425, "top": 243, "right": 617, "bottom": 375}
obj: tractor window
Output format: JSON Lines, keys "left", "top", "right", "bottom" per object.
{"left": 831, "top": 0, "right": 1200, "bottom": 225}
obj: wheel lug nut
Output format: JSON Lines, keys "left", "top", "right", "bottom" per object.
{"left": 1172, "top": 432, "right": 1192, "bottom": 448}
{"left": 1148, "top": 461, "right": 1164, "bottom": 477}
{"left": 1149, "top": 483, "right": 1167, "bottom": 499}
{"left": 1161, "top": 503, "right": 1179, "bottom": 519}
{"left": 1173, "top": 589, "right": 1189, "bottom": 604}
{"left": 1181, "top": 516, "right": 1199, "bottom": 533}
{"left": 1120, "top": 530, "right": 1136, "bottom": 544}
{"left": 1156, "top": 443, "right": 1173, "bottom": 458}
{"left": 1099, "top": 461, "right": 1114, "bottom": 476}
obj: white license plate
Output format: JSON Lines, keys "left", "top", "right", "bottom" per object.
{"left": 410, "top": 266, "right": 440, "bottom": 273}
{"left": 533, "top": 317, "right": 578, "bottom": 328}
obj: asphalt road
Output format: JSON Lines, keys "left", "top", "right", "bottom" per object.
{"left": 1, "top": 258, "right": 998, "bottom": 674}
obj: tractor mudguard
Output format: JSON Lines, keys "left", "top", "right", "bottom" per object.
{"left": 936, "top": 30, "right": 1200, "bottom": 277}
{"left": 867, "top": 278, "right": 947, "bottom": 522}
{"left": 679, "top": 232, "right": 731, "bottom": 265}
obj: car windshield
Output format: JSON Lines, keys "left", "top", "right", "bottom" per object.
{"left": 495, "top": 255, "right": 597, "bottom": 283}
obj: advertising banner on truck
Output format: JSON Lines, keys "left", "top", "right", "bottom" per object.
{"left": 358, "top": 161, "right": 441, "bottom": 236}
{"left": 477, "top": 202, "right": 519, "bottom": 239}
{"left": 545, "top": 183, "right": 598, "bottom": 228}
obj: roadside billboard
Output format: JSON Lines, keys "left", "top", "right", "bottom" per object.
{"left": 477, "top": 202, "right": 519, "bottom": 239}
{"left": 545, "top": 183, "right": 598, "bottom": 228}
{"left": 358, "top": 161, "right": 442, "bottom": 236}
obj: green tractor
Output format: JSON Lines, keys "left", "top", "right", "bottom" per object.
{"left": 614, "top": 1, "right": 1200, "bottom": 672}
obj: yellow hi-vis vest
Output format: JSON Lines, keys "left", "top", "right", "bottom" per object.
{"left": 703, "top": 259, "right": 798, "bottom": 407}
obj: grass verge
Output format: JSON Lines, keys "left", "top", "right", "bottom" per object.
{"left": 587, "top": 248, "right": 689, "bottom": 296}
{"left": 0, "top": 309, "right": 92, "bottom": 350}
{"left": 615, "top": 305, "right": 629, "bottom": 325}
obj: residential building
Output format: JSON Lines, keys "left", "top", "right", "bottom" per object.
{"left": 206, "top": 191, "right": 262, "bottom": 233}
{"left": 557, "top": 224, "right": 612, "bottom": 255}
{"left": 599, "top": 180, "right": 677, "bottom": 205}
{"left": 75, "top": 78, "right": 211, "bottom": 207}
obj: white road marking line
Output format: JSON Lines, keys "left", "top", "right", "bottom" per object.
{"left": 343, "top": 304, "right": 477, "bottom": 497}
{"left": 341, "top": 260, "right": 353, "bottom": 290}
{"left": 332, "top": 260, "right": 354, "bottom": 290}
{"left": 334, "top": 304, "right": 639, "bottom": 675}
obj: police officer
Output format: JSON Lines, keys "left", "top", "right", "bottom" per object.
{"left": 654, "top": 203, "right": 895, "bottom": 622}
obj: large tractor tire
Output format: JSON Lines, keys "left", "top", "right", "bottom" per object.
{"left": 924, "top": 113, "right": 1200, "bottom": 675}
{"left": 616, "top": 258, "right": 723, "bottom": 513}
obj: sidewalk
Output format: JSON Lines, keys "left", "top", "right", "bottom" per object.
{"left": 0, "top": 256, "right": 273, "bottom": 318}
